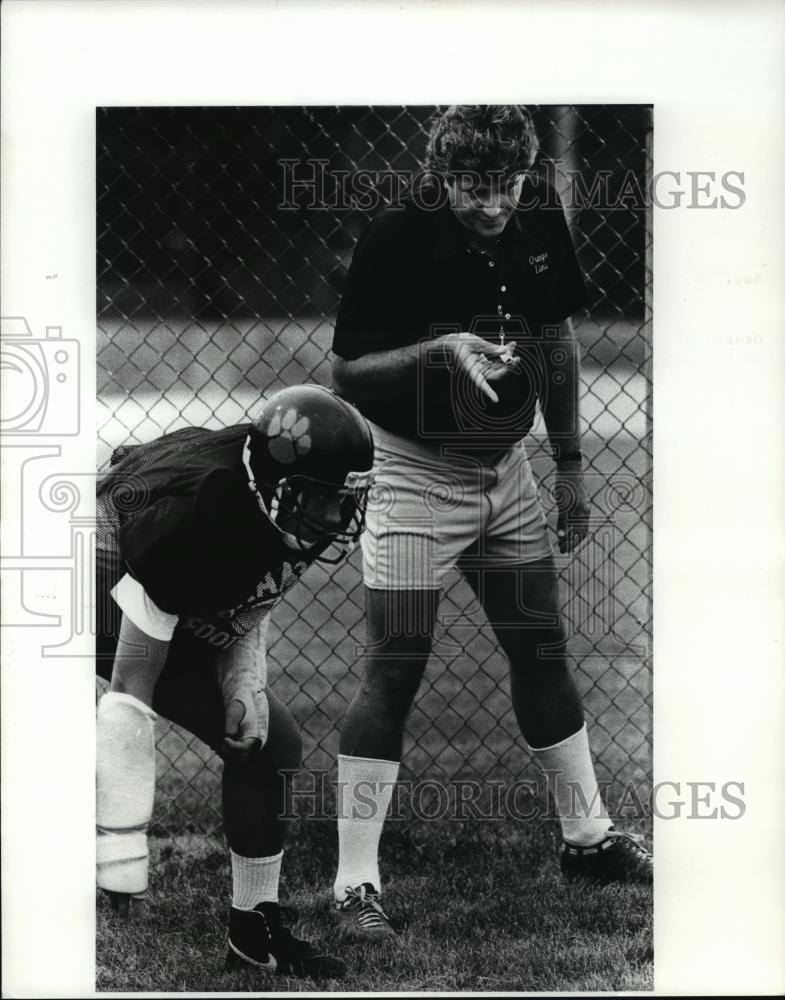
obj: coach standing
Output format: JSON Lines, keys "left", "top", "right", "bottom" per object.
{"left": 329, "top": 105, "right": 651, "bottom": 938}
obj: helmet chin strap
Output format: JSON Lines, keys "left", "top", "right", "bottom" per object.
{"left": 243, "top": 434, "right": 327, "bottom": 551}
{"left": 242, "top": 434, "right": 275, "bottom": 520}
{"left": 244, "top": 435, "right": 302, "bottom": 535}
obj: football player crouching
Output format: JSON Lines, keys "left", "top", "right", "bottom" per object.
{"left": 95, "top": 385, "right": 374, "bottom": 980}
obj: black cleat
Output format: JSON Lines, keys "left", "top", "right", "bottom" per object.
{"left": 333, "top": 883, "right": 397, "bottom": 940}
{"left": 561, "top": 828, "right": 653, "bottom": 884}
{"left": 226, "top": 901, "right": 347, "bottom": 979}
{"left": 101, "top": 889, "right": 148, "bottom": 922}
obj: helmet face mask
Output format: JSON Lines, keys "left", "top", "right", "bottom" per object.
{"left": 241, "top": 385, "right": 375, "bottom": 564}
{"left": 269, "top": 471, "right": 374, "bottom": 562}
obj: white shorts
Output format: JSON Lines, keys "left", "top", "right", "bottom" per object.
{"left": 362, "top": 423, "right": 552, "bottom": 590}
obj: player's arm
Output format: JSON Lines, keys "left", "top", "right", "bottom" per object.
{"left": 216, "top": 616, "right": 271, "bottom": 762}
{"left": 108, "top": 612, "right": 170, "bottom": 704}
{"left": 538, "top": 316, "right": 590, "bottom": 553}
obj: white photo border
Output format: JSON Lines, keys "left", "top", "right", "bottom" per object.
{"left": 2, "top": 0, "right": 784, "bottom": 995}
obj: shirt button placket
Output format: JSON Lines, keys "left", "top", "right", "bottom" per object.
{"left": 498, "top": 284, "right": 510, "bottom": 321}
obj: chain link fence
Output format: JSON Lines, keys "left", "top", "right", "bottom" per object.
{"left": 97, "top": 106, "right": 652, "bottom": 837}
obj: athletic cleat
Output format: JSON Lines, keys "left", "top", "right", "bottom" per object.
{"left": 333, "top": 883, "right": 397, "bottom": 940}
{"left": 226, "top": 901, "right": 347, "bottom": 979}
{"left": 101, "top": 889, "right": 148, "bottom": 922}
{"left": 560, "top": 828, "right": 653, "bottom": 884}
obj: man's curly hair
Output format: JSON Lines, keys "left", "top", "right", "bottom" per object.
{"left": 423, "top": 105, "right": 540, "bottom": 179}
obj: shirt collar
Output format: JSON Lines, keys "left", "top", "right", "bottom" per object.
{"left": 426, "top": 200, "right": 523, "bottom": 261}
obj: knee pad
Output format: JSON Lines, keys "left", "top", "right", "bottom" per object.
{"left": 96, "top": 692, "right": 157, "bottom": 894}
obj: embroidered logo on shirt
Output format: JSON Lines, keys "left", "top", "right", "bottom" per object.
{"left": 267, "top": 408, "right": 312, "bottom": 464}
{"left": 529, "top": 251, "right": 550, "bottom": 275}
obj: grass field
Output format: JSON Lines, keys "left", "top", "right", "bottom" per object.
{"left": 96, "top": 821, "right": 653, "bottom": 993}
{"left": 96, "top": 313, "right": 651, "bottom": 990}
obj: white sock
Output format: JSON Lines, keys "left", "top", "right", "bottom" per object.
{"left": 333, "top": 754, "right": 400, "bottom": 900}
{"left": 231, "top": 849, "right": 283, "bottom": 909}
{"left": 530, "top": 723, "right": 612, "bottom": 846}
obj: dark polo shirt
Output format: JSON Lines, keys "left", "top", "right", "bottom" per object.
{"left": 332, "top": 177, "right": 587, "bottom": 449}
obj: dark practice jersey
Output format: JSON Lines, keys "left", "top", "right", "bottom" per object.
{"left": 97, "top": 425, "right": 321, "bottom": 650}
{"left": 332, "top": 176, "right": 587, "bottom": 447}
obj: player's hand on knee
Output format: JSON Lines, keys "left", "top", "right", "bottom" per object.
{"left": 104, "top": 889, "right": 148, "bottom": 922}
{"left": 223, "top": 686, "right": 270, "bottom": 762}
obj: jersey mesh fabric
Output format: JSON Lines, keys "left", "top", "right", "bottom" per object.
{"left": 96, "top": 426, "right": 319, "bottom": 651}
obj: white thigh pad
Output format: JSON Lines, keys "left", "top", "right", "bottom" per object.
{"left": 96, "top": 691, "right": 157, "bottom": 894}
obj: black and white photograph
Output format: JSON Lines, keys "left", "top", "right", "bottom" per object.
{"left": 93, "top": 104, "right": 652, "bottom": 990}
{"left": 2, "top": 3, "right": 784, "bottom": 997}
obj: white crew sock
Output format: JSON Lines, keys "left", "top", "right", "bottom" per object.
{"left": 333, "top": 754, "right": 400, "bottom": 900}
{"left": 231, "top": 849, "right": 283, "bottom": 909}
{"left": 530, "top": 723, "right": 613, "bottom": 846}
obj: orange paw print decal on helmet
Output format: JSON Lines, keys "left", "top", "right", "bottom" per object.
{"left": 267, "top": 408, "right": 312, "bottom": 464}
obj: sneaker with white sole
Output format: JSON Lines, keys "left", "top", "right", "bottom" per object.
{"left": 333, "top": 883, "right": 397, "bottom": 940}
{"left": 226, "top": 901, "right": 347, "bottom": 979}
{"left": 561, "top": 828, "right": 653, "bottom": 884}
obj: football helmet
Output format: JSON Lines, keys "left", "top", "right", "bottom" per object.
{"left": 243, "top": 385, "right": 375, "bottom": 563}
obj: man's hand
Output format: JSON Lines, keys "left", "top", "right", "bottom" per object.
{"left": 223, "top": 684, "right": 270, "bottom": 762}
{"left": 555, "top": 461, "right": 591, "bottom": 553}
{"left": 436, "top": 332, "right": 518, "bottom": 403}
